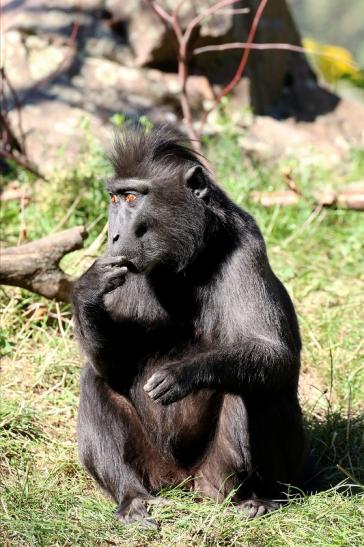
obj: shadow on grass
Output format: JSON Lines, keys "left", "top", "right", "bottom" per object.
{"left": 303, "top": 408, "right": 364, "bottom": 494}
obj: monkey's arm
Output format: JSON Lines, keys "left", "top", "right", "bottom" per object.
{"left": 72, "top": 256, "right": 131, "bottom": 378}
{"left": 144, "top": 337, "right": 299, "bottom": 405}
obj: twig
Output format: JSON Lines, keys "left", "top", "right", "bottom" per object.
{"left": 0, "top": 148, "right": 46, "bottom": 180}
{"left": 0, "top": 14, "right": 80, "bottom": 180}
{"left": 1, "top": 67, "right": 27, "bottom": 153}
{"left": 182, "top": 0, "right": 243, "bottom": 147}
{"left": 17, "top": 195, "right": 28, "bottom": 246}
{"left": 55, "top": 302, "right": 66, "bottom": 338}
{"left": 23, "top": 20, "right": 80, "bottom": 102}
{"left": 36, "top": 371, "right": 67, "bottom": 401}
{"left": 193, "top": 42, "right": 358, "bottom": 70}
{"left": 85, "top": 213, "right": 105, "bottom": 233}
{"left": 218, "top": 8, "right": 250, "bottom": 15}
{"left": 145, "top": 1, "right": 173, "bottom": 24}
{"left": 70, "top": 221, "right": 108, "bottom": 272}
{"left": 199, "top": 0, "right": 268, "bottom": 131}
{"left": 145, "top": 0, "right": 242, "bottom": 149}
{"left": 183, "top": 0, "right": 241, "bottom": 46}
{"left": 0, "top": 110, "right": 22, "bottom": 153}
{"left": 336, "top": 465, "right": 363, "bottom": 488}
{"left": 51, "top": 195, "right": 82, "bottom": 233}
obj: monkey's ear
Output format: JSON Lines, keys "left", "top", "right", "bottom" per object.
{"left": 184, "top": 165, "right": 209, "bottom": 199}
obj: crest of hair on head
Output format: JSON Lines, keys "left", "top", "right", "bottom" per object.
{"left": 110, "top": 125, "right": 208, "bottom": 181}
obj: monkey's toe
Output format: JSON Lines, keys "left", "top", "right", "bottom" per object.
{"left": 238, "top": 498, "right": 280, "bottom": 519}
{"left": 115, "top": 497, "right": 158, "bottom": 529}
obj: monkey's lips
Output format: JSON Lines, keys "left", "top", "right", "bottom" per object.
{"left": 125, "top": 258, "right": 141, "bottom": 273}
{"left": 127, "top": 255, "right": 164, "bottom": 275}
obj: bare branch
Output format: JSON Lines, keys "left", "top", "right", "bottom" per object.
{"left": 184, "top": 0, "right": 241, "bottom": 47}
{"left": 0, "top": 226, "right": 88, "bottom": 302}
{"left": 1, "top": 67, "right": 27, "bottom": 153}
{"left": 193, "top": 42, "right": 358, "bottom": 69}
{"left": 199, "top": 0, "right": 268, "bottom": 130}
{"left": 143, "top": 1, "right": 173, "bottom": 24}
{"left": 0, "top": 111, "right": 22, "bottom": 153}
{"left": 0, "top": 148, "right": 46, "bottom": 180}
{"left": 218, "top": 8, "right": 250, "bottom": 15}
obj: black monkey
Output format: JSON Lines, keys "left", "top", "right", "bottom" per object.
{"left": 72, "top": 126, "right": 305, "bottom": 527}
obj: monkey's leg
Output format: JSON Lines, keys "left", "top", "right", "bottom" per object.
{"left": 194, "top": 394, "right": 252, "bottom": 502}
{"left": 195, "top": 393, "right": 305, "bottom": 518}
{"left": 77, "top": 363, "right": 177, "bottom": 528}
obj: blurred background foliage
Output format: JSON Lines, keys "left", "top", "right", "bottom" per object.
{"left": 290, "top": 0, "right": 364, "bottom": 65}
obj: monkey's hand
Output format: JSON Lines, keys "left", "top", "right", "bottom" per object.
{"left": 143, "top": 363, "right": 193, "bottom": 405}
{"left": 74, "top": 256, "right": 129, "bottom": 301}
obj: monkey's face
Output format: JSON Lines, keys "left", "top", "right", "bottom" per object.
{"left": 106, "top": 166, "right": 209, "bottom": 274}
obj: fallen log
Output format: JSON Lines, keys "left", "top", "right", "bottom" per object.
{"left": 250, "top": 190, "right": 300, "bottom": 207}
{"left": 0, "top": 226, "right": 88, "bottom": 302}
{"left": 314, "top": 182, "right": 364, "bottom": 211}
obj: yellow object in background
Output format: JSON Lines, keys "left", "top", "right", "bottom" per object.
{"left": 303, "top": 38, "right": 361, "bottom": 83}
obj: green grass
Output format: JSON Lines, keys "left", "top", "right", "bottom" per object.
{"left": 1, "top": 132, "right": 364, "bottom": 546}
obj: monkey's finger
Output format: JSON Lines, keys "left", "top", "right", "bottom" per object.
{"left": 103, "top": 264, "right": 128, "bottom": 275}
{"left": 99, "top": 256, "right": 128, "bottom": 268}
{"left": 103, "top": 268, "right": 128, "bottom": 293}
{"left": 143, "top": 372, "right": 167, "bottom": 392}
{"left": 145, "top": 379, "right": 173, "bottom": 401}
{"left": 158, "top": 388, "right": 184, "bottom": 405}
{"left": 133, "top": 515, "right": 158, "bottom": 530}
{"left": 254, "top": 505, "right": 267, "bottom": 518}
{"left": 146, "top": 496, "right": 172, "bottom": 507}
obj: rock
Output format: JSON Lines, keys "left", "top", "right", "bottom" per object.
{"left": 105, "top": 0, "right": 140, "bottom": 20}
{"left": 79, "top": 58, "right": 213, "bottom": 110}
{"left": 236, "top": 98, "right": 364, "bottom": 165}
{"left": 107, "top": 0, "right": 236, "bottom": 69}
{"left": 25, "top": 35, "right": 71, "bottom": 81}
{"left": 5, "top": 4, "right": 92, "bottom": 39}
{"left": 2, "top": 28, "right": 75, "bottom": 93}
{"left": 7, "top": 101, "right": 107, "bottom": 174}
{"left": 128, "top": 7, "right": 174, "bottom": 67}
{"left": 84, "top": 35, "right": 133, "bottom": 65}
{"left": 2, "top": 0, "right": 363, "bottom": 176}
{"left": 314, "top": 99, "right": 364, "bottom": 147}
{"left": 2, "top": 30, "right": 33, "bottom": 89}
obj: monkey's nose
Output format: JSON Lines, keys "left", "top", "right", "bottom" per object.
{"left": 112, "top": 234, "right": 119, "bottom": 243}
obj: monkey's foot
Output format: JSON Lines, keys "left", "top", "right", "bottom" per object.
{"left": 115, "top": 496, "right": 159, "bottom": 529}
{"left": 237, "top": 498, "right": 280, "bottom": 519}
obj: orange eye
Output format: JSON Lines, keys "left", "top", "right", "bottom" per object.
{"left": 124, "top": 193, "right": 137, "bottom": 203}
{"left": 110, "top": 194, "right": 118, "bottom": 203}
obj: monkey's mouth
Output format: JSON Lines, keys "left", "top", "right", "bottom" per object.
{"left": 127, "top": 254, "right": 164, "bottom": 275}
{"left": 125, "top": 259, "right": 140, "bottom": 273}
{"left": 126, "top": 257, "right": 154, "bottom": 274}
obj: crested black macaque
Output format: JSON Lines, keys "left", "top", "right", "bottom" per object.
{"left": 72, "top": 126, "right": 305, "bottom": 527}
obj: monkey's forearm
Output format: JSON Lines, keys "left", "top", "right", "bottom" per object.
{"left": 144, "top": 339, "right": 299, "bottom": 405}
{"left": 188, "top": 340, "right": 299, "bottom": 394}
{"left": 73, "top": 302, "right": 120, "bottom": 377}
{"left": 72, "top": 255, "right": 131, "bottom": 376}
{"left": 74, "top": 301, "right": 148, "bottom": 380}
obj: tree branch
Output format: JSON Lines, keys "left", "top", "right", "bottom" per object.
{"left": 199, "top": 0, "right": 268, "bottom": 130}
{"left": 0, "top": 226, "right": 88, "bottom": 302}
{"left": 193, "top": 42, "right": 357, "bottom": 69}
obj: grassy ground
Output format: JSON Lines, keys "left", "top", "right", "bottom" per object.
{"left": 1, "top": 131, "right": 363, "bottom": 546}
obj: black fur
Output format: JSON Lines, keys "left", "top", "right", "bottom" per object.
{"left": 72, "top": 126, "right": 305, "bottom": 526}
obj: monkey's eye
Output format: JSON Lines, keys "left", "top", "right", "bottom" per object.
{"left": 110, "top": 193, "right": 118, "bottom": 203}
{"left": 123, "top": 193, "right": 137, "bottom": 203}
